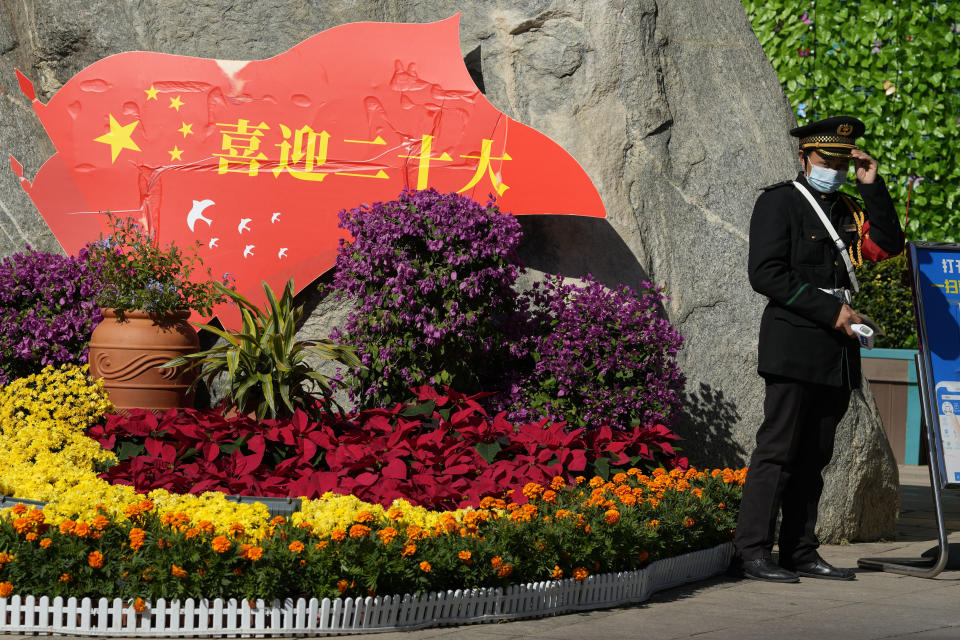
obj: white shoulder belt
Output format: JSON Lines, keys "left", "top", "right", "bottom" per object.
{"left": 791, "top": 181, "right": 859, "bottom": 293}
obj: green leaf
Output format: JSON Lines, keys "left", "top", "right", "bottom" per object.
{"left": 474, "top": 441, "right": 502, "bottom": 464}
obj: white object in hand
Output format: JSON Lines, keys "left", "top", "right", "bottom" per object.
{"left": 851, "top": 323, "right": 875, "bottom": 350}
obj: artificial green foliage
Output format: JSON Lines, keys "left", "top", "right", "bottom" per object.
{"left": 164, "top": 279, "right": 361, "bottom": 420}
{"left": 742, "top": 0, "right": 960, "bottom": 242}
{"left": 855, "top": 253, "right": 917, "bottom": 349}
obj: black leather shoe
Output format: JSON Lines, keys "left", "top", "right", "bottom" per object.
{"left": 787, "top": 557, "right": 856, "bottom": 581}
{"left": 742, "top": 558, "right": 800, "bottom": 583}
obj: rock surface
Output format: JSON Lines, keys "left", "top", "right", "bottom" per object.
{"left": 0, "top": 0, "right": 898, "bottom": 541}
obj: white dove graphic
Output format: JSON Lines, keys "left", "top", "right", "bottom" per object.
{"left": 208, "top": 238, "right": 219, "bottom": 249}
{"left": 278, "top": 247, "right": 288, "bottom": 259}
{"left": 271, "top": 212, "right": 281, "bottom": 223}
{"left": 243, "top": 245, "right": 255, "bottom": 258}
{"left": 187, "top": 199, "right": 215, "bottom": 232}
{"left": 238, "top": 218, "right": 252, "bottom": 233}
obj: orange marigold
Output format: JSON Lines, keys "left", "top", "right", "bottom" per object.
{"left": 648, "top": 519, "right": 660, "bottom": 529}
{"left": 27, "top": 508, "right": 44, "bottom": 524}
{"left": 73, "top": 522, "right": 92, "bottom": 538}
{"left": 497, "top": 563, "right": 513, "bottom": 578}
{"left": 683, "top": 516, "right": 695, "bottom": 528}
{"left": 542, "top": 490, "right": 557, "bottom": 503}
{"left": 58, "top": 573, "right": 72, "bottom": 583}
{"left": 604, "top": 509, "right": 620, "bottom": 525}
{"left": 419, "top": 561, "right": 431, "bottom": 573}
{"left": 0, "top": 582, "right": 12, "bottom": 597}
{"left": 637, "top": 550, "right": 649, "bottom": 563}
{"left": 458, "top": 550, "right": 472, "bottom": 563}
{"left": 377, "top": 527, "right": 398, "bottom": 545}
{"left": 612, "top": 472, "right": 628, "bottom": 485}
{"left": 588, "top": 476, "right": 605, "bottom": 488}
{"left": 355, "top": 510, "right": 374, "bottom": 524}
{"left": 550, "top": 476, "right": 566, "bottom": 491}
{"left": 246, "top": 546, "right": 264, "bottom": 561}
{"left": 401, "top": 542, "right": 417, "bottom": 557}
{"left": 551, "top": 566, "right": 563, "bottom": 580}
{"left": 58, "top": 520, "right": 75, "bottom": 535}
{"left": 288, "top": 541, "right": 305, "bottom": 554}
{"left": 490, "top": 555, "right": 503, "bottom": 569}
{"left": 0, "top": 552, "right": 12, "bottom": 565}
{"left": 315, "top": 541, "right": 328, "bottom": 550}
{"left": 129, "top": 528, "right": 146, "bottom": 551}
{"left": 10, "top": 504, "right": 26, "bottom": 515}
{"left": 91, "top": 514, "right": 109, "bottom": 530}
{"left": 331, "top": 528, "right": 347, "bottom": 542}
{"left": 171, "top": 564, "right": 187, "bottom": 578}
{"left": 386, "top": 507, "right": 404, "bottom": 520}
{"left": 336, "top": 579, "right": 349, "bottom": 594}
{"left": 25, "top": 532, "right": 37, "bottom": 542}
{"left": 198, "top": 520, "right": 215, "bottom": 533}
{"left": 88, "top": 551, "right": 104, "bottom": 569}
{"left": 132, "top": 598, "right": 146, "bottom": 613}
{"left": 573, "top": 567, "right": 589, "bottom": 581}
{"left": 348, "top": 524, "right": 371, "bottom": 539}
{"left": 228, "top": 522, "right": 245, "bottom": 535}
{"left": 211, "top": 536, "right": 232, "bottom": 553}
{"left": 269, "top": 515, "right": 286, "bottom": 526}
{"left": 39, "top": 538, "right": 52, "bottom": 549}
{"left": 406, "top": 525, "right": 426, "bottom": 540}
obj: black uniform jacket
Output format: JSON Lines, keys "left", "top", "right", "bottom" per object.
{"left": 748, "top": 173, "right": 903, "bottom": 388}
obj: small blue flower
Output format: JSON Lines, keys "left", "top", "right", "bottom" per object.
{"left": 797, "top": 103, "right": 808, "bottom": 117}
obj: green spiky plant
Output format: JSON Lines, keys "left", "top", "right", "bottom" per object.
{"left": 164, "top": 279, "right": 361, "bottom": 420}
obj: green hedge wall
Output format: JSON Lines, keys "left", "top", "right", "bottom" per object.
{"left": 742, "top": 0, "right": 960, "bottom": 242}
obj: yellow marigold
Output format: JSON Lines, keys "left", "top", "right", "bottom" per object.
{"left": 211, "top": 536, "right": 231, "bottom": 553}
{"left": 288, "top": 540, "right": 305, "bottom": 554}
{"left": 348, "top": 524, "right": 371, "bottom": 539}
{"left": 419, "top": 561, "right": 431, "bottom": 573}
{"left": 39, "top": 538, "right": 52, "bottom": 549}
{"left": 331, "top": 528, "right": 346, "bottom": 542}
{"left": 491, "top": 555, "right": 503, "bottom": 569}
{"left": 88, "top": 551, "right": 104, "bottom": 569}
{"left": 458, "top": 550, "right": 472, "bottom": 563}
{"left": 604, "top": 509, "right": 620, "bottom": 524}
{"left": 132, "top": 598, "right": 146, "bottom": 613}
{"left": 551, "top": 566, "right": 563, "bottom": 579}
{"left": 573, "top": 567, "right": 589, "bottom": 581}
{"left": 0, "top": 582, "right": 12, "bottom": 597}
{"left": 171, "top": 564, "right": 187, "bottom": 578}
{"left": 377, "top": 527, "right": 398, "bottom": 545}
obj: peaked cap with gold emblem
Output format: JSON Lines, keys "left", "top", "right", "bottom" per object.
{"left": 789, "top": 115, "right": 866, "bottom": 158}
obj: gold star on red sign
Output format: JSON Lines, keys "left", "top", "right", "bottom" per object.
{"left": 94, "top": 114, "right": 141, "bottom": 163}
{"left": 169, "top": 96, "right": 184, "bottom": 111}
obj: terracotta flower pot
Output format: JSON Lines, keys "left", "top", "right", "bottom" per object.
{"left": 88, "top": 309, "right": 199, "bottom": 413}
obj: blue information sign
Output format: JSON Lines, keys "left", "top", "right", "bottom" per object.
{"left": 910, "top": 242, "right": 960, "bottom": 486}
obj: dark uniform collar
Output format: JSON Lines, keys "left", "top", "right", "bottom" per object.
{"left": 796, "top": 172, "right": 840, "bottom": 203}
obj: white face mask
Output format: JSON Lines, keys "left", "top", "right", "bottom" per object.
{"left": 806, "top": 163, "right": 847, "bottom": 193}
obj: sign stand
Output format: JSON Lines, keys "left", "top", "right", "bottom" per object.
{"left": 857, "top": 241, "right": 960, "bottom": 578}
{"left": 858, "top": 353, "right": 949, "bottom": 577}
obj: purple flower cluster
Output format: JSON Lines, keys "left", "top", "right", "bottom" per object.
{"left": 332, "top": 189, "right": 524, "bottom": 405}
{"left": 504, "top": 275, "right": 686, "bottom": 430}
{"left": 0, "top": 248, "right": 103, "bottom": 384}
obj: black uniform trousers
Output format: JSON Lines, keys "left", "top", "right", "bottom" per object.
{"left": 734, "top": 376, "right": 851, "bottom": 564}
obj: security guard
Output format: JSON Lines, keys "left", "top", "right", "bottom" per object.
{"left": 735, "top": 116, "right": 904, "bottom": 582}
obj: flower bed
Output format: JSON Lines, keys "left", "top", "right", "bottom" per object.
{"left": 87, "top": 387, "right": 683, "bottom": 507}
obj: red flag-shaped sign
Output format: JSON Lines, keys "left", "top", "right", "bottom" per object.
{"left": 11, "top": 15, "right": 605, "bottom": 329}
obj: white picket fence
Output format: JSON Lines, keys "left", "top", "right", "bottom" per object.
{"left": 0, "top": 542, "right": 732, "bottom": 637}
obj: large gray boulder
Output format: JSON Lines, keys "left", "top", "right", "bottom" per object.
{"left": 0, "top": 0, "right": 898, "bottom": 542}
